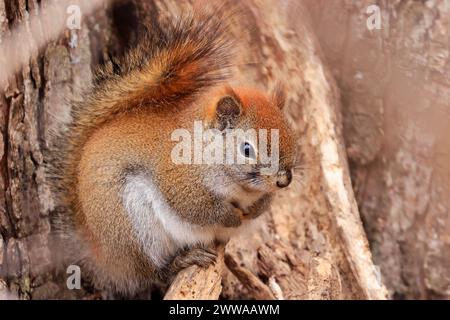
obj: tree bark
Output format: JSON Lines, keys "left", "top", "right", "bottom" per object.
{"left": 306, "top": 0, "right": 450, "bottom": 299}
{"left": 0, "top": 0, "right": 114, "bottom": 300}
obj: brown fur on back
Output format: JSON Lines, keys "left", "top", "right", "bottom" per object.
{"left": 46, "top": 11, "right": 233, "bottom": 294}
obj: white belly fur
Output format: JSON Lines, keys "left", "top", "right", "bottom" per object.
{"left": 122, "top": 174, "right": 261, "bottom": 268}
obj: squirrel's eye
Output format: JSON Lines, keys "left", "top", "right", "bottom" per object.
{"left": 241, "top": 142, "right": 256, "bottom": 159}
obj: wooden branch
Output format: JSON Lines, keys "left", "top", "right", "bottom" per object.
{"left": 300, "top": 51, "right": 389, "bottom": 299}
{"left": 224, "top": 252, "right": 275, "bottom": 300}
{"left": 164, "top": 244, "right": 225, "bottom": 300}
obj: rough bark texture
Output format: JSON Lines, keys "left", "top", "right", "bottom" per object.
{"left": 306, "top": 0, "right": 450, "bottom": 299}
{"left": 0, "top": 0, "right": 115, "bottom": 300}
{"left": 0, "top": 0, "right": 441, "bottom": 300}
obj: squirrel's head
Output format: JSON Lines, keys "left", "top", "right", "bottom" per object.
{"left": 203, "top": 85, "right": 297, "bottom": 195}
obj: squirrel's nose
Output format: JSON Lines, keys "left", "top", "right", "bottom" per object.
{"left": 276, "top": 169, "right": 292, "bottom": 188}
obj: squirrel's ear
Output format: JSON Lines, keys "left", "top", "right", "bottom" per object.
{"left": 215, "top": 89, "right": 242, "bottom": 130}
{"left": 272, "top": 83, "right": 286, "bottom": 110}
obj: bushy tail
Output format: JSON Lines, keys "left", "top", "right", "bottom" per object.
{"left": 76, "top": 11, "right": 232, "bottom": 134}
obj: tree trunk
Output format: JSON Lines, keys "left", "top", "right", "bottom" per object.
{"left": 306, "top": 0, "right": 450, "bottom": 299}
{"left": 3, "top": 0, "right": 441, "bottom": 300}
{"left": 0, "top": 0, "right": 115, "bottom": 299}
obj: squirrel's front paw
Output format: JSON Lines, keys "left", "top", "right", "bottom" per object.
{"left": 170, "top": 246, "right": 217, "bottom": 273}
{"left": 230, "top": 201, "right": 251, "bottom": 221}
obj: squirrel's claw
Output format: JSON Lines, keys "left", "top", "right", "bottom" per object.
{"left": 170, "top": 246, "right": 218, "bottom": 273}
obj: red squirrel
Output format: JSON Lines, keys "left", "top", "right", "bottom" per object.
{"left": 47, "top": 12, "right": 296, "bottom": 295}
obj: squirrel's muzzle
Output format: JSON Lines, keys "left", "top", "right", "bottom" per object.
{"left": 276, "top": 169, "right": 292, "bottom": 188}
